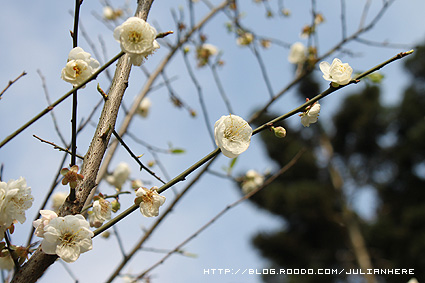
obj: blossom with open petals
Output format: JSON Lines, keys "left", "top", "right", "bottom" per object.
{"left": 61, "top": 47, "right": 100, "bottom": 88}
{"left": 300, "top": 101, "right": 321, "bottom": 127}
{"left": 135, "top": 187, "right": 166, "bottom": 217}
{"left": 288, "top": 42, "right": 307, "bottom": 64}
{"left": 113, "top": 17, "right": 160, "bottom": 66}
{"left": 88, "top": 198, "right": 112, "bottom": 228}
{"left": 33, "top": 210, "right": 58, "bottom": 238}
{"left": 319, "top": 58, "right": 353, "bottom": 86}
{"left": 0, "top": 177, "right": 34, "bottom": 240}
{"left": 60, "top": 165, "right": 84, "bottom": 189}
{"left": 106, "top": 162, "right": 131, "bottom": 190}
{"left": 40, "top": 214, "right": 93, "bottom": 263}
{"left": 214, "top": 115, "right": 252, "bottom": 158}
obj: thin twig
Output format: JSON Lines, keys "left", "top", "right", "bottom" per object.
{"left": 0, "top": 71, "right": 27, "bottom": 100}
{"left": 340, "top": 0, "right": 347, "bottom": 40}
{"left": 37, "top": 70, "right": 67, "bottom": 146}
{"left": 112, "top": 130, "right": 166, "bottom": 184}
{"left": 210, "top": 59, "right": 234, "bottom": 113}
{"left": 182, "top": 49, "right": 215, "bottom": 146}
{"left": 32, "top": 135, "right": 84, "bottom": 160}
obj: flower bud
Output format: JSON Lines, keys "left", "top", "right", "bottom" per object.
{"left": 272, "top": 126, "right": 287, "bottom": 138}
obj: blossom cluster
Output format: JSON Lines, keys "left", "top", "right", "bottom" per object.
{"left": 0, "top": 177, "right": 34, "bottom": 240}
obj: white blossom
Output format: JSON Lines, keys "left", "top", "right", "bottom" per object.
{"left": 136, "top": 97, "right": 151, "bottom": 118}
{"left": 88, "top": 198, "right": 112, "bottom": 228}
{"left": 113, "top": 17, "right": 160, "bottom": 66}
{"left": 288, "top": 42, "right": 307, "bottom": 64}
{"left": 236, "top": 32, "right": 254, "bottom": 46}
{"left": 33, "top": 210, "right": 58, "bottom": 238}
{"left": 135, "top": 187, "right": 166, "bottom": 217}
{"left": 241, "top": 170, "right": 265, "bottom": 194}
{"left": 196, "top": 43, "right": 218, "bottom": 66}
{"left": 106, "top": 162, "right": 131, "bottom": 190}
{"left": 52, "top": 191, "right": 68, "bottom": 212}
{"left": 214, "top": 115, "right": 252, "bottom": 158}
{"left": 103, "top": 6, "right": 115, "bottom": 20}
{"left": 61, "top": 47, "right": 100, "bottom": 88}
{"left": 319, "top": 58, "right": 353, "bottom": 86}
{"left": 0, "top": 177, "right": 34, "bottom": 240}
{"left": 200, "top": 43, "right": 218, "bottom": 56}
{"left": 41, "top": 214, "right": 94, "bottom": 263}
{"left": 300, "top": 102, "right": 321, "bottom": 127}
{"left": 131, "top": 179, "right": 144, "bottom": 190}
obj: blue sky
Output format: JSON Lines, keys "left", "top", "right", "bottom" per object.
{"left": 1, "top": 1, "right": 425, "bottom": 282}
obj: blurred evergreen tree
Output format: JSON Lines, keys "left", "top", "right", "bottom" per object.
{"left": 245, "top": 45, "right": 425, "bottom": 282}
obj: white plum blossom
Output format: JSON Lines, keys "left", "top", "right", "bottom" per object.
{"left": 241, "top": 170, "right": 265, "bottom": 194}
{"left": 131, "top": 179, "right": 144, "bottom": 191}
{"left": 300, "top": 102, "right": 321, "bottom": 127}
{"left": 40, "top": 214, "right": 94, "bottom": 263}
{"left": 88, "top": 198, "right": 112, "bottom": 228}
{"left": 113, "top": 17, "right": 160, "bottom": 66}
{"left": 288, "top": 42, "right": 307, "bottom": 64}
{"left": 33, "top": 210, "right": 58, "bottom": 238}
{"left": 200, "top": 43, "right": 218, "bottom": 56}
{"left": 236, "top": 32, "right": 254, "bottom": 46}
{"left": 103, "top": 6, "right": 122, "bottom": 21}
{"left": 319, "top": 58, "right": 353, "bottom": 86}
{"left": 0, "top": 177, "right": 34, "bottom": 240}
{"left": 135, "top": 187, "right": 166, "bottom": 217}
{"left": 52, "top": 191, "right": 68, "bottom": 212}
{"left": 214, "top": 115, "right": 252, "bottom": 158}
{"left": 106, "top": 162, "right": 131, "bottom": 190}
{"left": 61, "top": 47, "right": 100, "bottom": 88}
{"left": 136, "top": 97, "right": 151, "bottom": 118}
{"left": 196, "top": 43, "right": 218, "bottom": 66}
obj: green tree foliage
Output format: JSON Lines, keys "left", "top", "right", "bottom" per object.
{"left": 245, "top": 46, "right": 425, "bottom": 282}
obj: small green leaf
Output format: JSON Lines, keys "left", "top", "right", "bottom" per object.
{"left": 171, "top": 148, "right": 185, "bottom": 154}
